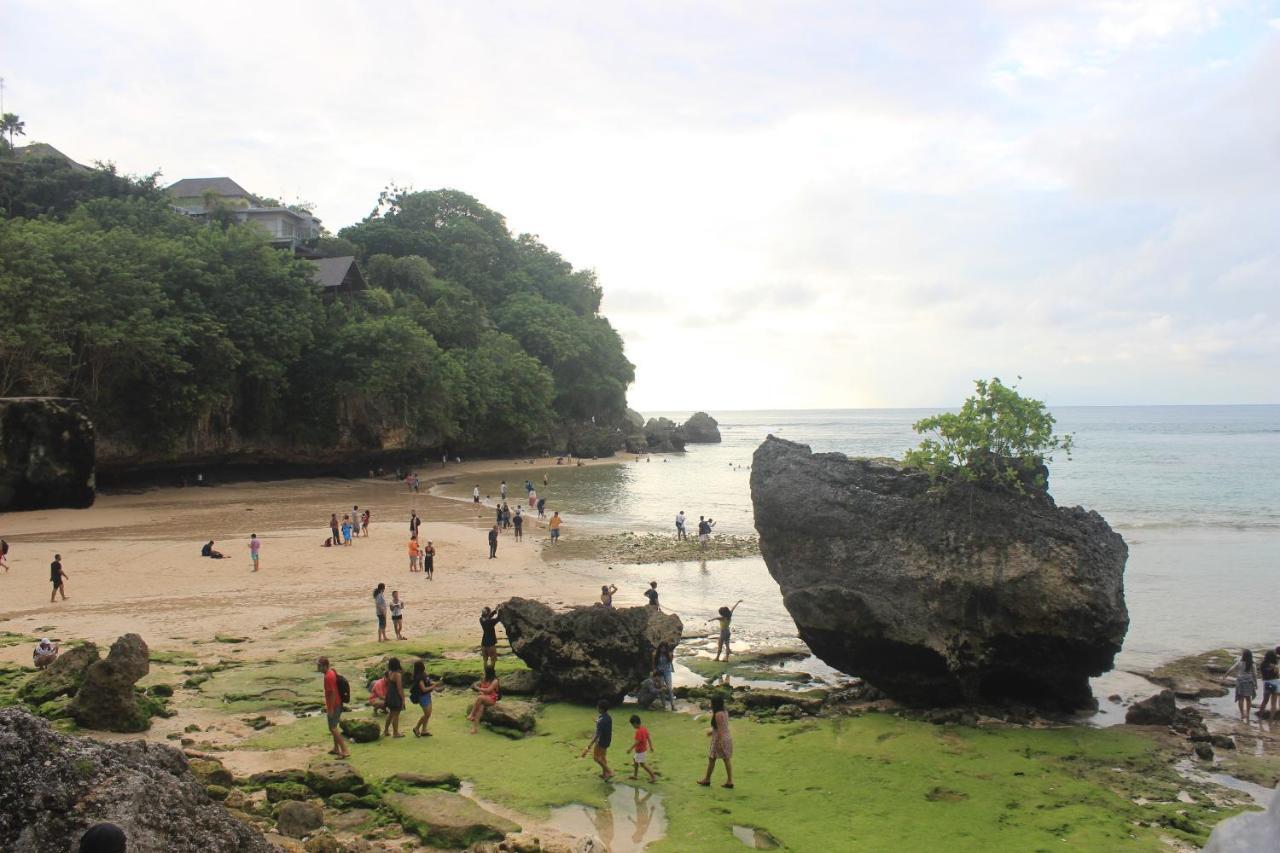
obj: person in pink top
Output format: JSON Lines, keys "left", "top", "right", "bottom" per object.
{"left": 248, "top": 534, "right": 261, "bottom": 572}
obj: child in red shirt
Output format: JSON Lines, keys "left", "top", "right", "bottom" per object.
{"left": 627, "top": 714, "right": 657, "bottom": 782}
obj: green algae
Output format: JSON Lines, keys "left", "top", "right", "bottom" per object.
{"left": 548, "top": 532, "right": 760, "bottom": 565}
{"left": 240, "top": 692, "right": 1238, "bottom": 850}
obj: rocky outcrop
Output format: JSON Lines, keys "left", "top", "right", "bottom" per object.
{"left": 0, "top": 707, "right": 270, "bottom": 852}
{"left": 70, "top": 633, "right": 152, "bottom": 732}
{"left": 18, "top": 642, "right": 99, "bottom": 705}
{"left": 480, "top": 699, "right": 538, "bottom": 734}
{"left": 750, "top": 436, "right": 1129, "bottom": 710}
{"left": 305, "top": 757, "right": 366, "bottom": 796}
{"left": 498, "top": 598, "right": 683, "bottom": 703}
{"left": 642, "top": 417, "right": 686, "bottom": 453}
{"left": 276, "top": 801, "right": 323, "bottom": 839}
{"left": 0, "top": 397, "right": 95, "bottom": 511}
{"left": 384, "top": 790, "right": 518, "bottom": 848}
{"left": 1125, "top": 689, "right": 1176, "bottom": 725}
{"left": 681, "top": 411, "right": 722, "bottom": 443}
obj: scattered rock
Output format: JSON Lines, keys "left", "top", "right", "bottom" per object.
{"left": 0, "top": 396, "right": 96, "bottom": 511}
{"left": 499, "top": 598, "right": 683, "bottom": 703}
{"left": 17, "top": 642, "right": 99, "bottom": 705}
{"left": 205, "top": 784, "right": 229, "bottom": 801}
{"left": 383, "top": 790, "right": 519, "bottom": 848}
{"left": 303, "top": 832, "right": 343, "bottom": 853}
{"left": 1210, "top": 734, "right": 1236, "bottom": 750}
{"left": 750, "top": 436, "right": 1129, "bottom": 710}
{"left": 1171, "top": 706, "right": 1208, "bottom": 738}
{"left": 481, "top": 699, "right": 538, "bottom": 734}
{"left": 305, "top": 757, "right": 366, "bottom": 796}
{"left": 265, "top": 781, "right": 312, "bottom": 803}
{"left": 276, "top": 801, "right": 324, "bottom": 839}
{"left": 681, "top": 411, "right": 722, "bottom": 443}
{"left": 1194, "top": 742, "right": 1214, "bottom": 761}
{"left": 188, "top": 756, "right": 234, "bottom": 787}
{"left": 739, "top": 688, "right": 827, "bottom": 715}
{"left": 339, "top": 717, "right": 380, "bottom": 743}
{"left": 0, "top": 706, "right": 269, "bottom": 851}
{"left": 70, "top": 633, "right": 153, "bottom": 732}
{"left": 1125, "top": 690, "right": 1176, "bottom": 726}
{"left": 250, "top": 769, "right": 307, "bottom": 786}
{"left": 387, "top": 771, "right": 461, "bottom": 791}
{"left": 149, "top": 683, "right": 175, "bottom": 697}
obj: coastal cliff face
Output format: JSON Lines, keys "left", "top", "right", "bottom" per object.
{"left": 0, "top": 397, "right": 95, "bottom": 510}
{"left": 750, "top": 436, "right": 1129, "bottom": 710}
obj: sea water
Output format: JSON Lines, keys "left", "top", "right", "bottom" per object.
{"left": 463, "top": 406, "right": 1280, "bottom": 671}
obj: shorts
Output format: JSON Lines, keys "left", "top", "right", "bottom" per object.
{"left": 473, "top": 496, "right": 480, "bottom": 503}
{"left": 551, "top": 529, "right": 560, "bottom": 540}
{"left": 719, "top": 629, "right": 730, "bottom": 643}
{"left": 593, "top": 744, "right": 609, "bottom": 762}
{"left": 699, "top": 534, "right": 709, "bottom": 544}
{"left": 251, "top": 553, "right": 259, "bottom": 562}
{"left": 418, "top": 694, "right": 432, "bottom": 709}
{"left": 392, "top": 615, "right": 402, "bottom": 624}
{"left": 633, "top": 751, "right": 647, "bottom": 765}
{"left": 377, "top": 614, "right": 387, "bottom": 628}
{"left": 326, "top": 708, "right": 342, "bottom": 730}
{"left": 1265, "top": 679, "right": 1280, "bottom": 695}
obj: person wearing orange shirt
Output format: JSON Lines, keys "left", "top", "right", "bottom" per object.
{"left": 408, "top": 536, "right": 420, "bottom": 572}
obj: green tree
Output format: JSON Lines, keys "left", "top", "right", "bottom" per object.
{"left": 902, "top": 377, "right": 1073, "bottom": 491}
{"left": 0, "top": 113, "right": 24, "bottom": 149}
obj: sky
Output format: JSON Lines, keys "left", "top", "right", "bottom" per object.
{"left": 3, "top": 1, "right": 1278, "bottom": 411}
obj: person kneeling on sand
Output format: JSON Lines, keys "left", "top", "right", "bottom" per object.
{"left": 467, "top": 666, "right": 501, "bottom": 734}
{"left": 201, "top": 540, "right": 225, "bottom": 559}
{"left": 33, "top": 638, "right": 59, "bottom": 669}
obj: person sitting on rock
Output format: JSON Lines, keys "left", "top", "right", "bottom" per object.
{"left": 467, "top": 666, "right": 501, "bottom": 734}
{"left": 200, "top": 541, "right": 225, "bottom": 559}
{"left": 32, "top": 637, "right": 59, "bottom": 669}
{"left": 79, "top": 823, "right": 127, "bottom": 853}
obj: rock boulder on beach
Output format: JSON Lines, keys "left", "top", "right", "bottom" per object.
{"left": 70, "top": 633, "right": 153, "bottom": 732}
{"left": 0, "top": 706, "right": 270, "bottom": 852}
{"left": 681, "top": 411, "right": 722, "bottom": 443}
{"left": 498, "top": 598, "right": 683, "bottom": 703}
{"left": 18, "top": 642, "right": 99, "bottom": 706}
{"left": 750, "top": 436, "right": 1129, "bottom": 710}
{"left": 642, "top": 417, "right": 687, "bottom": 453}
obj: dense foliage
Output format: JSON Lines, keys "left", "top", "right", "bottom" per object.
{"left": 0, "top": 155, "right": 633, "bottom": 458}
{"left": 903, "top": 377, "right": 1072, "bottom": 491}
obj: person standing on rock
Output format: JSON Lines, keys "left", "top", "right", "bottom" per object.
{"left": 697, "top": 516, "right": 711, "bottom": 550}
{"left": 374, "top": 583, "right": 389, "bottom": 642}
{"left": 248, "top": 534, "right": 261, "bottom": 571}
{"left": 422, "top": 540, "right": 436, "bottom": 580}
{"left": 479, "top": 606, "right": 503, "bottom": 669}
{"left": 49, "top": 554, "right": 69, "bottom": 601}
{"left": 317, "top": 656, "right": 350, "bottom": 758}
{"left": 600, "top": 583, "right": 618, "bottom": 608}
{"left": 580, "top": 699, "right": 615, "bottom": 780}
{"left": 488, "top": 524, "right": 499, "bottom": 559}
{"left": 675, "top": 511, "right": 687, "bottom": 541}
{"left": 644, "top": 581, "right": 660, "bottom": 609}
{"left": 697, "top": 694, "right": 734, "bottom": 788}
{"left": 1226, "top": 648, "right": 1257, "bottom": 721}
{"left": 709, "top": 601, "right": 743, "bottom": 661}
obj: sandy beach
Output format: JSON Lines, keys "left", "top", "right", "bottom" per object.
{"left": 0, "top": 456, "right": 620, "bottom": 665}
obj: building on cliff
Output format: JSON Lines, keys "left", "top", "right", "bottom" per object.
{"left": 166, "top": 176, "right": 323, "bottom": 254}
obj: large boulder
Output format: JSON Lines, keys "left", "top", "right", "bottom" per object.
{"left": 750, "top": 437, "right": 1129, "bottom": 710}
{"left": 305, "top": 757, "right": 366, "bottom": 796}
{"left": 498, "top": 598, "right": 683, "bottom": 703}
{"left": 0, "top": 397, "right": 95, "bottom": 511}
{"left": 383, "top": 790, "right": 518, "bottom": 848}
{"left": 70, "top": 633, "right": 152, "bottom": 732}
{"left": 0, "top": 707, "right": 270, "bottom": 852}
{"left": 681, "top": 411, "right": 722, "bottom": 443}
{"left": 480, "top": 699, "right": 538, "bottom": 734}
{"left": 642, "top": 418, "right": 686, "bottom": 453}
{"left": 276, "top": 801, "right": 323, "bottom": 839}
{"left": 1125, "top": 689, "right": 1177, "bottom": 726}
{"left": 18, "top": 642, "right": 100, "bottom": 706}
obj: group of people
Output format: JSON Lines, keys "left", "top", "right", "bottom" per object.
{"left": 328, "top": 506, "right": 371, "bottom": 547}
{"left": 674, "top": 511, "right": 717, "bottom": 549}
{"left": 1228, "top": 646, "right": 1280, "bottom": 720}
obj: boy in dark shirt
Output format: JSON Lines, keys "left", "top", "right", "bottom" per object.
{"left": 580, "top": 699, "right": 614, "bottom": 780}
{"left": 50, "top": 555, "right": 68, "bottom": 602}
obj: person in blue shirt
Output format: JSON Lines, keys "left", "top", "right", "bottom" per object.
{"left": 580, "top": 699, "right": 614, "bottom": 780}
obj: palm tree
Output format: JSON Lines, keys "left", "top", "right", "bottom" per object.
{"left": 0, "top": 113, "right": 25, "bottom": 150}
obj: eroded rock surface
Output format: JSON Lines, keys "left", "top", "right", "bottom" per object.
{"left": 18, "top": 642, "right": 99, "bottom": 705}
{"left": 681, "top": 411, "right": 722, "bottom": 443}
{"left": 0, "top": 707, "right": 269, "bottom": 852}
{"left": 750, "top": 436, "right": 1128, "bottom": 710}
{"left": 0, "top": 397, "right": 95, "bottom": 510}
{"left": 70, "top": 633, "right": 152, "bottom": 731}
{"left": 498, "top": 598, "right": 683, "bottom": 703}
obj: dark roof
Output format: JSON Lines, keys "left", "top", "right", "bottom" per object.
{"left": 166, "top": 177, "right": 253, "bottom": 199}
{"left": 308, "top": 256, "right": 365, "bottom": 290}
{"left": 13, "top": 142, "right": 90, "bottom": 171}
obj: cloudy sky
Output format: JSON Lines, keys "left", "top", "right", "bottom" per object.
{"left": 4, "top": 1, "right": 1277, "bottom": 410}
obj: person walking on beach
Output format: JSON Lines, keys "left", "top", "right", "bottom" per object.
{"left": 628, "top": 714, "right": 658, "bottom": 782}
{"left": 549, "top": 511, "right": 562, "bottom": 544}
{"left": 1227, "top": 648, "right": 1257, "bottom": 721}
{"left": 473, "top": 484, "right": 481, "bottom": 504}
{"left": 248, "top": 534, "right": 261, "bottom": 571}
{"left": 351, "top": 506, "right": 361, "bottom": 538}
{"left": 537, "top": 496, "right": 546, "bottom": 519}
{"left": 709, "top": 601, "right": 743, "bottom": 661}
{"left": 697, "top": 516, "right": 711, "bottom": 550}
{"left": 383, "top": 657, "right": 405, "bottom": 738}
{"left": 513, "top": 507, "right": 524, "bottom": 541}
{"left": 1, "top": 538, "right": 9, "bottom": 571}
{"left": 488, "top": 525, "right": 499, "bottom": 559}
{"left": 528, "top": 488, "right": 538, "bottom": 510}
{"left": 408, "top": 536, "right": 420, "bottom": 572}
{"left": 467, "top": 666, "right": 501, "bottom": 734}
{"left": 374, "top": 583, "right": 389, "bottom": 642}
{"left": 480, "top": 606, "right": 503, "bottom": 669}
{"left": 495, "top": 503, "right": 504, "bottom": 530}
{"left": 409, "top": 511, "right": 421, "bottom": 538}
{"left": 361, "top": 508, "right": 371, "bottom": 537}
{"left": 390, "top": 590, "right": 406, "bottom": 640}
{"left": 600, "top": 584, "right": 618, "bottom": 608}
{"left": 500, "top": 480, "right": 508, "bottom": 500}
{"left": 410, "top": 660, "right": 441, "bottom": 737}
{"left": 330, "top": 514, "right": 341, "bottom": 546}
{"left": 644, "top": 581, "right": 660, "bottom": 609}
{"left": 422, "top": 540, "right": 436, "bottom": 580}
{"left": 318, "top": 656, "right": 350, "bottom": 758}
{"left": 697, "top": 695, "right": 734, "bottom": 788}
{"left": 653, "top": 641, "right": 676, "bottom": 710}
{"left": 675, "top": 511, "right": 686, "bottom": 541}
{"left": 580, "top": 700, "right": 614, "bottom": 780}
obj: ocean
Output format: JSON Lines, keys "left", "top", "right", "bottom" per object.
{"left": 445, "top": 406, "right": 1280, "bottom": 673}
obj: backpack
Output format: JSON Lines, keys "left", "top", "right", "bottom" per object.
{"left": 335, "top": 673, "right": 351, "bottom": 705}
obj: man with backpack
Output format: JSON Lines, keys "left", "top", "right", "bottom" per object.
{"left": 318, "top": 656, "right": 351, "bottom": 758}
